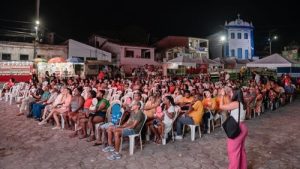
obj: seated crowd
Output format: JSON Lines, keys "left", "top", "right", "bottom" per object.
{"left": 0, "top": 72, "right": 296, "bottom": 160}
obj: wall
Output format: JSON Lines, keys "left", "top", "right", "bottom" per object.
{"left": 68, "top": 39, "right": 111, "bottom": 62}
{"left": 227, "top": 28, "right": 252, "bottom": 59}
{"left": 0, "top": 41, "right": 67, "bottom": 61}
{"left": 120, "top": 46, "right": 159, "bottom": 66}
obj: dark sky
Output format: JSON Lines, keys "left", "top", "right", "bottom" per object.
{"left": 1, "top": 0, "right": 300, "bottom": 56}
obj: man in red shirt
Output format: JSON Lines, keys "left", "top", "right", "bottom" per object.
{"left": 98, "top": 71, "right": 105, "bottom": 81}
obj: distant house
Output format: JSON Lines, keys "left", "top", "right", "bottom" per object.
{"left": 208, "top": 14, "right": 255, "bottom": 60}
{"left": 89, "top": 35, "right": 160, "bottom": 72}
{"left": 0, "top": 41, "right": 67, "bottom": 61}
{"left": 154, "top": 36, "right": 209, "bottom": 62}
{"left": 67, "top": 39, "right": 111, "bottom": 62}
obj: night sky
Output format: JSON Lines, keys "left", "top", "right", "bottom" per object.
{"left": 1, "top": 0, "right": 300, "bottom": 56}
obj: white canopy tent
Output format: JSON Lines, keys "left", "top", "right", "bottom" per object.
{"left": 246, "top": 53, "right": 293, "bottom": 68}
{"left": 166, "top": 55, "right": 196, "bottom": 68}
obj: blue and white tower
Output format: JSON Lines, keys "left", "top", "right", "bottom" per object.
{"left": 224, "top": 14, "right": 254, "bottom": 59}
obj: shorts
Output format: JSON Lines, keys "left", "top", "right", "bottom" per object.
{"left": 90, "top": 111, "right": 106, "bottom": 118}
{"left": 100, "top": 122, "right": 115, "bottom": 129}
{"left": 122, "top": 128, "right": 136, "bottom": 137}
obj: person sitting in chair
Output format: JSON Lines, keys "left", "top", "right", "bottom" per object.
{"left": 102, "top": 101, "right": 145, "bottom": 160}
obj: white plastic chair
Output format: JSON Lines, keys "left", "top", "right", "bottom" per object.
{"left": 60, "top": 114, "right": 65, "bottom": 129}
{"left": 207, "top": 110, "right": 215, "bottom": 134}
{"left": 110, "top": 94, "right": 121, "bottom": 102}
{"left": 9, "top": 85, "right": 21, "bottom": 105}
{"left": 182, "top": 123, "right": 202, "bottom": 141}
{"left": 120, "top": 113, "right": 147, "bottom": 155}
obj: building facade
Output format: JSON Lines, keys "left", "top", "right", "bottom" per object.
{"left": 207, "top": 14, "right": 254, "bottom": 60}
{"left": 155, "top": 36, "right": 209, "bottom": 62}
{"left": 67, "top": 39, "right": 111, "bottom": 62}
{"left": 224, "top": 14, "right": 254, "bottom": 59}
{"left": 0, "top": 41, "right": 67, "bottom": 61}
{"left": 89, "top": 35, "right": 159, "bottom": 71}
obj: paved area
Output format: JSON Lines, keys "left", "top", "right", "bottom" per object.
{"left": 0, "top": 99, "right": 299, "bottom": 169}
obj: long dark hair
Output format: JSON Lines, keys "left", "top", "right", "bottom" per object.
{"left": 161, "top": 95, "right": 175, "bottom": 110}
{"left": 232, "top": 89, "right": 245, "bottom": 109}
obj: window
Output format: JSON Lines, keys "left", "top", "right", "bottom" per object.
{"left": 237, "top": 33, "right": 242, "bottom": 39}
{"left": 231, "top": 33, "right": 235, "bottom": 39}
{"left": 125, "top": 50, "right": 134, "bottom": 58}
{"left": 37, "top": 55, "right": 45, "bottom": 59}
{"left": 245, "top": 50, "right": 249, "bottom": 59}
{"left": 141, "top": 49, "right": 151, "bottom": 59}
{"left": 86, "top": 57, "right": 97, "bottom": 61}
{"left": 231, "top": 49, "right": 235, "bottom": 56}
{"left": 238, "top": 48, "right": 243, "bottom": 58}
{"left": 2, "top": 53, "right": 11, "bottom": 60}
{"left": 20, "top": 54, "right": 29, "bottom": 60}
{"left": 244, "top": 33, "right": 248, "bottom": 39}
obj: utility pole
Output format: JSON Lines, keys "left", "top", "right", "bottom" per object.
{"left": 33, "top": 0, "right": 40, "bottom": 59}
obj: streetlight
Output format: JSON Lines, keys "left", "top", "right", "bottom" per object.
{"left": 220, "top": 35, "right": 226, "bottom": 58}
{"left": 33, "top": 20, "right": 40, "bottom": 59}
{"left": 269, "top": 35, "right": 278, "bottom": 55}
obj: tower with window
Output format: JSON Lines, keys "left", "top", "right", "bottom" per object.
{"left": 224, "top": 14, "right": 254, "bottom": 59}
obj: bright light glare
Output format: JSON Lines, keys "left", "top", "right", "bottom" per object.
{"left": 220, "top": 36, "right": 226, "bottom": 42}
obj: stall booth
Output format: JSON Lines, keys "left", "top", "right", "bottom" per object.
{"left": 246, "top": 53, "right": 300, "bottom": 78}
{"left": 0, "top": 61, "right": 33, "bottom": 82}
{"left": 36, "top": 57, "right": 75, "bottom": 80}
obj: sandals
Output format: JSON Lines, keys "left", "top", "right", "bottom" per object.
{"left": 86, "top": 135, "right": 96, "bottom": 142}
{"left": 69, "top": 132, "right": 78, "bottom": 138}
{"left": 79, "top": 134, "right": 88, "bottom": 139}
{"left": 93, "top": 141, "right": 102, "bottom": 146}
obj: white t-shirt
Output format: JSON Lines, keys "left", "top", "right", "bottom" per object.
{"left": 230, "top": 103, "right": 246, "bottom": 122}
{"left": 163, "top": 105, "right": 175, "bottom": 125}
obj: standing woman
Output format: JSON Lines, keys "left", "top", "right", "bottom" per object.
{"left": 219, "top": 87, "right": 248, "bottom": 169}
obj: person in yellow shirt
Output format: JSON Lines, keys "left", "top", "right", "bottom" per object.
{"left": 178, "top": 90, "right": 194, "bottom": 111}
{"left": 175, "top": 94, "right": 203, "bottom": 140}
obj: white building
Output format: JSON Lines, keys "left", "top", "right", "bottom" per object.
{"left": 208, "top": 14, "right": 254, "bottom": 60}
{"left": 67, "top": 39, "right": 111, "bottom": 62}
{"left": 225, "top": 14, "right": 254, "bottom": 59}
{"left": 155, "top": 36, "right": 209, "bottom": 62}
{"left": 0, "top": 41, "right": 67, "bottom": 61}
{"left": 0, "top": 40, "right": 111, "bottom": 63}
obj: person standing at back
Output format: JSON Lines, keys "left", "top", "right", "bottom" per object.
{"left": 219, "top": 87, "right": 248, "bottom": 169}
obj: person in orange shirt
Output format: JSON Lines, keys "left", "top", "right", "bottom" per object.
{"left": 177, "top": 90, "right": 194, "bottom": 112}
{"left": 175, "top": 94, "right": 204, "bottom": 140}
{"left": 202, "top": 90, "right": 217, "bottom": 133}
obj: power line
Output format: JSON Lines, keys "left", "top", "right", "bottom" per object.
{"left": 0, "top": 18, "right": 33, "bottom": 24}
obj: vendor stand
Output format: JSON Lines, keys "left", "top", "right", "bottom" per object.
{"left": 0, "top": 61, "right": 33, "bottom": 82}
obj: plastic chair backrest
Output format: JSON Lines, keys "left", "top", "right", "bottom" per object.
{"left": 137, "top": 113, "right": 147, "bottom": 135}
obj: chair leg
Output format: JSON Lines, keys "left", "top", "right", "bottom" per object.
{"left": 139, "top": 135, "right": 143, "bottom": 151}
{"left": 119, "top": 137, "right": 123, "bottom": 153}
{"left": 207, "top": 120, "right": 211, "bottom": 134}
{"left": 146, "top": 127, "right": 150, "bottom": 141}
{"left": 198, "top": 125, "right": 202, "bottom": 138}
{"left": 190, "top": 125, "right": 196, "bottom": 141}
{"left": 172, "top": 127, "right": 175, "bottom": 142}
{"left": 60, "top": 114, "right": 65, "bottom": 129}
{"left": 129, "top": 136, "right": 135, "bottom": 155}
